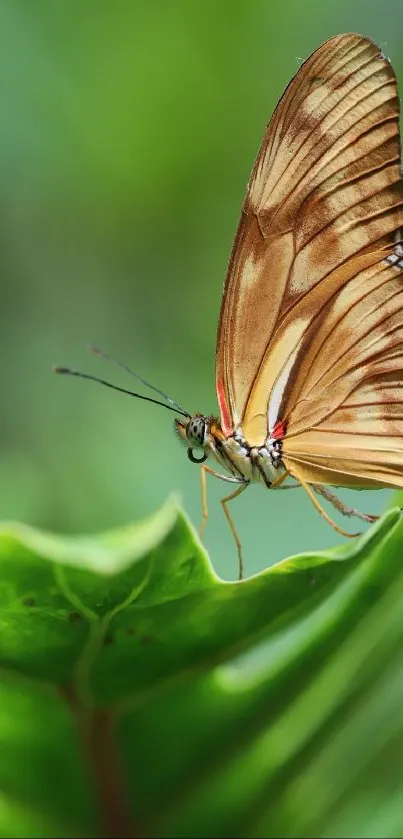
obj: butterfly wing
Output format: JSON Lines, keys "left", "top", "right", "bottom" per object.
{"left": 281, "top": 254, "right": 403, "bottom": 488}
{"left": 215, "top": 33, "right": 403, "bottom": 473}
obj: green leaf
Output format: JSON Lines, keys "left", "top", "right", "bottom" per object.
{"left": 1, "top": 498, "right": 402, "bottom": 838}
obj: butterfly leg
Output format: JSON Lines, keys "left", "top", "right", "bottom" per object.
{"left": 271, "top": 469, "right": 291, "bottom": 489}
{"left": 220, "top": 482, "right": 249, "bottom": 581}
{"left": 199, "top": 463, "right": 246, "bottom": 541}
{"left": 312, "top": 484, "right": 380, "bottom": 524}
{"left": 290, "top": 467, "right": 363, "bottom": 538}
{"left": 199, "top": 464, "right": 210, "bottom": 541}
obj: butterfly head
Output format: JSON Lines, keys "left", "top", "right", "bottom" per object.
{"left": 175, "top": 413, "right": 209, "bottom": 463}
{"left": 175, "top": 413, "right": 225, "bottom": 464}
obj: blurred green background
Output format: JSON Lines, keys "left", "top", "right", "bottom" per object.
{"left": 2, "top": 0, "right": 403, "bottom": 580}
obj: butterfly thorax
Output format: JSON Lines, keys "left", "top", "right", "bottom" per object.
{"left": 175, "top": 414, "right": 286, "bottom": 487}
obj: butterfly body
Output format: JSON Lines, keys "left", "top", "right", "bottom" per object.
{"left": 175, "top": 415, "right": 287, "bottom": 487}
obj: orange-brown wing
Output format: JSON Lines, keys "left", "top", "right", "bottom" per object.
{"left": 215, "top": 33, "right": 403, "bottom": 446}
{"left": 282, "top": 254, "right": 403, "bottom": 489}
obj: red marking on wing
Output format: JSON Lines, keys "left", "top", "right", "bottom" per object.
{"left": 272, "top": 419, "right": 286, "bottom": 440}
{"left": 216, "top": 378, "right": 232, "bottom": 437}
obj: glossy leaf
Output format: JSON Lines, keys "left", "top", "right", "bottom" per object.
{"left": 0, "top": 499, "right": 402, "bottom": 838}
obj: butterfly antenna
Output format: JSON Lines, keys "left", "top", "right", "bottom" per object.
{"left": 53, "top": 366, "right": 190, "bottom": 418}
{"left": 88, "top": 345, "right": 188, "bottom": 416}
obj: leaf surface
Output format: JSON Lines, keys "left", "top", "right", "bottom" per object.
{"left": 0, "top": 498, "right": 402, "bottom": 837}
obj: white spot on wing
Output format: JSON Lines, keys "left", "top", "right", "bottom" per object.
{"left": 268, "top": 343, "right": 300, "bottom": 433}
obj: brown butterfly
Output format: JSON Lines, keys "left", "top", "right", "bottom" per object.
{"left": 56, "top": 34, "right": 403, "bottom": 579}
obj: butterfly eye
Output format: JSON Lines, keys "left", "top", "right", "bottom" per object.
{"left": 186, "top": 416, "right": 207, "bottom": 447}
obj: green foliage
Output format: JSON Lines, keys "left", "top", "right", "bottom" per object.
{"left": 1, "top": 500, "right": 402, "bottom": 838}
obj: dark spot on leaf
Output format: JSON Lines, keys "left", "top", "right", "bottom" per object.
{"left": 141, "top": 635, "right": 155, "bottom": 646}
{"left": 22, "top": 596, "right": 36, "bottom": 607}
{"left": 68, "top": 611, "right": 83, "bottom": 623}
{"left": 125, "top": 626, "right": 136, "bottom": 636}
{"left": 182, "top": 555, "right": 196, "bottom": 571}
{"left": 104, "top": 633, "right": 114, "bottom": 646}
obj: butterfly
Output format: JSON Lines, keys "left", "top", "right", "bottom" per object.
{"left": 56, "top": 33, "right": 403, "bottom": 579}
